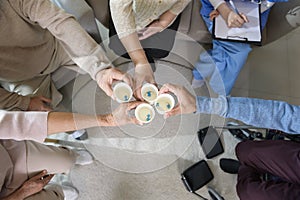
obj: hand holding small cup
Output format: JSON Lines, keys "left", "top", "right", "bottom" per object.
{"left": 159, "top": 83, "right": 196, "bottom": 118}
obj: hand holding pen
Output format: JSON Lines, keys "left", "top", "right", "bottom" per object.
{"left": 227, "top": 0, "right": 249, "bottom": 28}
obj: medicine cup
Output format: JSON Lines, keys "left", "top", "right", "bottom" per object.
{"left": 134, "top": 103, "right": 155, "bottom": 124}
{"left": 154, "top": 93, "right": 175, "bottom": 115}
{"left": 113, "top": 82, "right": 133, "bottom": 103}
{"left": 141, "top": 83, "right": 159, "bottom": 104}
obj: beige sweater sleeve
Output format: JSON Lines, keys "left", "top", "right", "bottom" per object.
{"left": 110, "top": 0, "right": 136, "bottom": 38}
{"left": 0, "top": 87, "right": 31, "bottom": 111}
{"left": 169, "top": 0, "right": 192, "bottom": 15}
{"left": 11, "top": 0, "right": 112, "bottom": 80}
{"left": 0, "top": 111, "right": 48, "bottom": 142}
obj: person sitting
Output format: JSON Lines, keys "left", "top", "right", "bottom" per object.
{"left": 159, "top": 83, "right": 300, "bottom": 199}
{"left": 0, "top": 0, "right": 131, "bottom": 112}
{"left": 192, "top": 0, "right": 287, "bottom": 95}
{"left": 108, "top": 0, "right": 191, "bottom": 100}
{"left": 0, "top": 101, "right": 141, "bottom": 200}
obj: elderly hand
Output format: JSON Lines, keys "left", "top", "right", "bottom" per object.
{"left": 107, "top": 101, "right": 143, "bottom": 126}
{"left": 159, "top": 83, "right": 196, "bottom": 118}
{"left": 96, "top": 68, "right": 133, "bottom": 100}
{"left": 134, "top": 63, "right": 156, "bottom": 100}
{"left": 28, "top": 96, "right": 52, "bottom": 111}
{"left": 3, "top": 170, "right": 54, "bottom": 200}
{"left": 138, "top": 20, "right": 165, "bottom": 40}
{"left": 227, "top": 11, "right": 248, "bottom": 28}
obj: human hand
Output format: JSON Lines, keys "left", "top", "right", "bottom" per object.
{"left": 18, "top": 170, "right": 54, "bottom": 199}
{"left": 159, "top": 83, "right": 196, "bottom": 118}
{"left": 227, "top": 11, "right": 248, "bottom": 28}
{"left": 209, "top": 10, "right": 220, "bottom": 21}
{"left": 96, "top": 68, "right": 133, "bottom": 100}
{"left": 107, "top": 101, "right": 143, "bottom": 126}
{"left": 134, "top": 63, "right": 156, "bottom": 100}
{"left": 138, "top": 20, "right": 165, "bottom": 40}
{"left": 28, "top": 96, "right": 52, "bottom": 111}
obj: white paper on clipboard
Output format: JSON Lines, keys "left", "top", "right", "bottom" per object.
{"left": 213, "top": 0, "right": 261, "bottom": 43}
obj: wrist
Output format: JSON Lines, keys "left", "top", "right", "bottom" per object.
{"left": 157, "top": 19, "right": 168, "bottom": 30}
{"left": 97, "top": 114, "right": 115, "bottom": 126}
{"left": 217, "top": 3, "right": 232, "bottom": 20}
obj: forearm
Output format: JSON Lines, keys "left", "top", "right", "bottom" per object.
{"left": 47, "top": 112, "right": 116, "bottom": 134}
{"left": 196, "top": 96, "right": 300, "bottom": 134}
{"left": 20, "top": 0, "right": 111, "bottom": 80}
{"left": 2, "top": 188, "right": 25, "bottom": 200}
{"left": 158, "top": 10, "right": 177, "bottom": 29}
{"left": 216, "top": 3, "right": 231, "bottom": 20}
{"left": 120, "top": 33, "right": 149, "bottom": 66}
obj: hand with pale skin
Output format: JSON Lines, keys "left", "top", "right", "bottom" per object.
{"left": 95, "top": 67, "right": 133, "bottom": 100}
{"left": 213, "top": 3, "right": 249, "bottom": 28}
{"left": 138, "top": 20, "right": 165, "bottom": 40}
{"left": 159, "top": 83, "right": 196, "bottom": 118}
{"left": 28, "top": 96, "right": 52, "bottom": 111}
{"left": 227, "top": 11, "right": 248, "bottom": 27}
{"left": 138, "top": 10, "right": 176, "bottom": 40}
{"left": 2, "top": 170, "right": 54, "bottom": 200}
{"left": 108, "top": 101, "right": 144, "bottom": 126}
{"left": 134, "top": 63, "right": 156, "bottom": 100}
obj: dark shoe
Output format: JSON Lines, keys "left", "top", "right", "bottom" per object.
{"left": 227, "top": 122, "right": 263, "bottom": 141}
{"left": 228, "top": 128, "right": 250, "bottom": 141}
{"left": 207, "top": 186, "right": 225, "bottom": 200}
{"left": 220, "top": 158, "right": 240, "bottom": 174}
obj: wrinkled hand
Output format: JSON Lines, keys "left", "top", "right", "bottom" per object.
{"left": 109, "top": 101, "right": 143, "bottom": 126}
{"left": 28, "top": 96, "right": 52, "bottom": 111}
{"left": 138, "top": 20, "right": 165, "bottom": 40}
{"left": 134, "top": 63, "right": 156, "bottom": 100}
{"left": 19, "top": 170, "right": 54, "bottom": 199}
{"left": 227, "top": 11, "right": 248, "bottom": 28}
{"left": 159, "top": 83, "right": 196, "bottom": 118}
{"left": 96, "top": 68, "right": 133, "bottom": 100}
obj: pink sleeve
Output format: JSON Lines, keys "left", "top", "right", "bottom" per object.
{"left": 0, "top": 111, "right": 48, "bottom": 142}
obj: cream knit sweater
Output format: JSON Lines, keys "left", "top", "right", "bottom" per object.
{"left": 110, "top": 0, "right": 191, "bottom": 38}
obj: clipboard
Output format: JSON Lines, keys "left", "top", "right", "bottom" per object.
{"left": 212, "top": 0, "right": 262, "bottom": 45}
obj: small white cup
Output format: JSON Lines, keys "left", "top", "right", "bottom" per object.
{"left": 113, "top": 82, "right": 133, "bottom": 103}
{"left": 141, "top": 83, "right": 159, "bottom": 104}
{"left": 154, "top": 93, "right": 175, "bottom": 115}
{"left": 135, "top": 103, "right": 155, "bottom": 124}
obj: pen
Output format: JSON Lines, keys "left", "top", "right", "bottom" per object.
{"left": 229, "top": 0, "right": 240, "bottom": 15}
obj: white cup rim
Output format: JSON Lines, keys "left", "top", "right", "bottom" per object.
{"left": 113, "top": 82, "right": 133, "bottom": 103}
{"left": 154, "top": 93, "right": 175, "bottom": 114}
{"left": 141, "top": 83, "right": 159, "bottom": 104}
{"left": 135, "top": 103, "right": 155, "bottom": 124}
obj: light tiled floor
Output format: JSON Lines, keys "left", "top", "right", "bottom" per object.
{"left": 233, "top": 27, "right": 300, "bottom": 104}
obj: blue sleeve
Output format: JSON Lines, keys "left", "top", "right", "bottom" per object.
{"left": 196, "top": 96, "right": 300, "bottom": 134}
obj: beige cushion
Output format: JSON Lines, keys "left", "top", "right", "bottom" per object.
{"left": 178, "top": 0, "right": 212, "bottom": 44}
